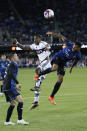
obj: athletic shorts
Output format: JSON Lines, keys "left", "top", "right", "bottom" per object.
{"left": 0, "top": 72, "right": 4, "bottom": 80}
{"left": 4, "top": 87, "right": 20, "bottom": 102}
{"left": 51, "top": 55, "right": 66, "bottom": 76}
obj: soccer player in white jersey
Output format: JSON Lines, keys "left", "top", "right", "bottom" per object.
{"left": 13, "top": 35, "right": 52, "bottom": 109}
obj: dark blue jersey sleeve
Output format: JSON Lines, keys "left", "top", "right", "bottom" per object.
{"left": 76, "top": 52, "right": 82, "bottom": 60}
{"left": 9, "top": 63, "right": 19, "bottom": 84}
{"left": 64, "top": 39, "right": 74, "bottom": 47}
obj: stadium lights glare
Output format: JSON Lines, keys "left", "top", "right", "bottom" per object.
{"left": 81, "top": 45, "right": 87, "bottom": 48}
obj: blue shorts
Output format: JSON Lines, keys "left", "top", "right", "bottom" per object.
{"left": 51, "top": 55, "right": 66, "bottom": 76}
{"left": 4, "top": 87, "right": 20, "bottom": 102}
{"left": 0, "top": 72, "right": 5, "bottom": 80}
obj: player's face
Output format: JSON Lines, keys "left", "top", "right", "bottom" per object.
{"left": 1, "top": 55, "right": 6, "bottom": 61}
{"left": 34, "top": 36, "right": 41, "bottom": 45}
{"left": 13, "top": 54, "right": 19, "bottom": 62}
{"left": 73, "top": 44, "right": 80, "bottom": 52}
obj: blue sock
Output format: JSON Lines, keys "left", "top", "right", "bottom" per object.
{"left": 6, "top": 105, "right": 15, "bottom": 122}
{"left": 51, "top": 82, "right": 61, "bottom": 97}
{"left": 17, "top": 102, "right": 23, "bottom": 120}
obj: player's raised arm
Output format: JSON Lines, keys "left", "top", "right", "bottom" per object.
{"left": 46, "top": 31, "right": 66, "bottom": 42}
{"left": 13, "top": 39, "right": 31, "bottom": 51}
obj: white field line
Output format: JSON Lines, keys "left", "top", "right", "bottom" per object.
{"left": 0, "top": 92, "right": 87, "bottom": 104}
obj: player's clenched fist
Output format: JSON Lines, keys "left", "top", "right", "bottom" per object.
{"left": 16, "top": 84, "right": 22, "bottom": 91}
{"left": 13, "top": 39, "right": 18, "bottom": 44}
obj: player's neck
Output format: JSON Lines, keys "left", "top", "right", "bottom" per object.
{"left": 11, "top": 60, "right": 17, "bottom": 64}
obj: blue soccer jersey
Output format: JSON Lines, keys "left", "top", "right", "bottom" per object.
{"left": 3, "top": 62, "right": 19, "bottom": 91}
{"left": 52, "top": 41, "right": 81, "bottom": 64}
{"left": 11, "top": 62, "right": 19, "bottom": 87}
{"left": 0, "top": 59, "right": 10, "bottom": 79}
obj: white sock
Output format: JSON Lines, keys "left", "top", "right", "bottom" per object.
{"left": 34, "top": 91, "right": 40, "bottom": 102}
{"left": 35, "top": 76, "right": 45, "bottom": 87}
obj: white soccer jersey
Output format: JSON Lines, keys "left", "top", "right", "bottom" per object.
{"left": 30, "top": 41, "right": 51, "bottom": 63}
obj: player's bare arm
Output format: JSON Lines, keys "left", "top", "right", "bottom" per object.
{"left": 69, "top": 59, "right": 78, "bottom": 73}
{"left": 46, "top": 31, "right": 66, "bottom": 41}
{"left": 13, "top": 39, "right": 31, "bottom": 51}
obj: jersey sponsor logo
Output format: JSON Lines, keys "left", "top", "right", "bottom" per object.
{"left": 36, "top": 48, "right": 46, "bottom": 54}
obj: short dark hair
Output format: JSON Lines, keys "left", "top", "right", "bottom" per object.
{"left": 75, "top": 41, "right": 81, "bottom": 48}
{"left": 35, "top": 34, "right": 42, "bottom": 39}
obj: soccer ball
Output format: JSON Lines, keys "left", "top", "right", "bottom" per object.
{"left": 44, "top": 9, "right": 54, "bottom": 19}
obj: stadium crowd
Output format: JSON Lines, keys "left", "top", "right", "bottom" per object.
{"left": 0, "top": 53, "right": 87, "bottom": 68}
{"left": 0, "top": 0, "right": 87, "bottom": 67}
{"left": 0, "top": 0, "right": 87, "bottom": 45}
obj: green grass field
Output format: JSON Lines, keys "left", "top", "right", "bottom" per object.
{"left": 0, "top": 68, "right": 87, "bottom": 131}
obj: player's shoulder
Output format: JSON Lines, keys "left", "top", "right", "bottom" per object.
{"left": 30, "top": 43, "right": 36, "bottom": 48}
{"left": 65, "top": 40, "right": 74, "bottom": 47}
{"left": 6, "top": 59, "right": 10, "bottom": 63}
{"left": 40, "top": 41, "right": 48, "bottom": 45}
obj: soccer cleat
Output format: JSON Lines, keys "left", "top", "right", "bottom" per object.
{"left": 48, "top": 96, "right": 56, "bottom": 105}
{"left": 29, "top": 102, "right": 39, "bottom": 110}
{"left": 34, "top": 75, "right": 39, "bottom": 80}
{"left": 17, "top": 119, "right": 29, "bottom": 125}
{"left": 30, "top": 86, "right": 40, "bottom": 92}
{"left": 4, "top": 121, "right": 15, "bottom": 126}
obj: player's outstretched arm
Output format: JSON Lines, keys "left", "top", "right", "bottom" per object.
{"left": 13, "top": 39, "right": 31, "bottom": 51}
{"left": 69, "top": 59, "right": 78, "bottom": 73}
{"left": 46, "top": 32, "right": 66, "bottom": 41}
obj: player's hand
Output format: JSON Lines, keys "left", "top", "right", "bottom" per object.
{"left": 16, "top": 84, "right": 22, "bottom": 91}
{"left": 13, "top": 38, "right": 18, "bottom": 45}
{"left": 46, "top": 32, "right": 53, "bottom": 35}
{"left": 69, "top": 67, "right": 72, "bottom": 74}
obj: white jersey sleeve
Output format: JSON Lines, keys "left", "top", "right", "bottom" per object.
{"left": 29, "top": 44, "right": 36, "bottom": 50}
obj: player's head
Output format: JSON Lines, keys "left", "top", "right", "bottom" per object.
{"left": 1, "top": 54, "right": 6, "bottom": 61}
{"left": 34, "top": 35, "right": 42, "bottom": 45}
{"left": 10, "top": 53, "right": 19, "bottom": 63}
{"left": 73, "top": 42, "right": 81, "bottom": 52}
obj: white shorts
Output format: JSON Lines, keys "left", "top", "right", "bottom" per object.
{"left": 38, "top": 59, "right": 52, "bottom": 72}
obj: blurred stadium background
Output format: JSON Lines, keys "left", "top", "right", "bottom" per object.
{"left": 0, "top": 1, "right": 87, "bottom": 131}
{"left": 0, "top": 0, "right": 87, "bottom": 68}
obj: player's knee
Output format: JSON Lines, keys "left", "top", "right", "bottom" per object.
{"left": 58, "top": 77, "right": 63, "bottom": 83}
{"left": 19, "top": 97, "right": 24, "bottom": 103}
{"left": 16, "top": 95, "right": 24, "bottom": 103}
{"left": 52, "top": 64, "right": 58, "bottom": 71}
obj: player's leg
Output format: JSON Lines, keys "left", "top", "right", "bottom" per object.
{"left": 30, "top": 60, "right": 51, "bottom": 109}
{"left": 0, "top": 79, "right": 4, "bottom": 96}
{"left": 50, "top": 74, "right": 63, "bottom": 97}
{"left": 36, "top": 63, "right": 58, "bottom": 77}
{"left": 48, "top": 74, "right": 63, "bottom": 105}
{"left": 48, "top": 66, "right": 65, "bottom": 105}
{"left": 30, "top": 75, "right": 45, "bottom": 109}
{"left": 4, "top": 100, "right": 16, "bottom": 125}
{"left": 29, "top": 91, "right": 40, "bottom": 110}
{"left": 15, "top": 95, "right": 29, "bottom": 125}
{"left": 30, "top": 75, "right": 45, "bottom": 91}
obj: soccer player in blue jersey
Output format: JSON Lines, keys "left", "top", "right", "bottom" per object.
{"left": 0, "top": 54, "right": 9, "bottom": 96}
{"left": 36, "top": 32, "right": 82, "bottom": 105}
{"left": 3, "top": 53, "right": 29, "bottom": 125}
